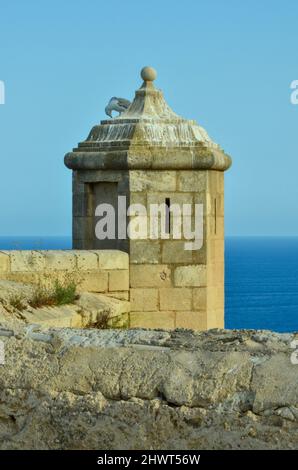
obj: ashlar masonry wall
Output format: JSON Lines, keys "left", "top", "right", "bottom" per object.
{"left": 0, "top": 250, "right": 129, "bottom": 300}
{"left": 128, "top": 169, "right": 225, "bottom": 331}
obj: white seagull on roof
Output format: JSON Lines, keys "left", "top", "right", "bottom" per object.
{"left": 105, "top": 97, "right": 131, "bottom": 118}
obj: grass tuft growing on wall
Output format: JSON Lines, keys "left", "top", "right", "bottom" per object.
{"left": 28, "top": 277, "right": 78, "bottom": 309}
{"left": 9, "top": 294, "right": 27, "bottom": 311}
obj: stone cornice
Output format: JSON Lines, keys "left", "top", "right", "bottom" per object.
{"left": 64, "top": 144, "right": 232, "bottom": 171}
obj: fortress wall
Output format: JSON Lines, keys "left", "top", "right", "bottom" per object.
{"left": 0, "top": 327, "right": 297, "bottom": 449}
{"left": 0, "top": 250, "right": 129, "bottom": 300}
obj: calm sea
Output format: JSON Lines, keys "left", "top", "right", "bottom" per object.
{"left": 0, "top": 236, "right": 297, "bottom": 333}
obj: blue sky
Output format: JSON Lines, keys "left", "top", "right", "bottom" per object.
{"left": 0, "top": 0, "right": 297, "bottom": 236}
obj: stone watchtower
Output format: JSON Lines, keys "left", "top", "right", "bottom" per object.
{"left": 65, "top": 66, "right": 232, "bottom": 330}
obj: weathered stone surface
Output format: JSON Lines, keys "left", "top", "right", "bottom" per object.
{"left": 0, "top": 252, "right": 10, "bottom": 272}
{"left": 130, "top": 288, "right": 159, "bottom": 312}
{"left": 147, "top": 192, "right": 194, "bottom": 207}
{"left": 43, "top": 251, "right": 76, "bottom": 271}
{"left": 108, "top": 270, "right": 129, "bottom": 292}
{"left": 174, "top": 265, "right": 207, "bottom": 287}
{"left": 207, "top": 239, "right": 224, "bottom": 261}
{"left": 129, "top": 171, "right": 177, "bottom": 192}
{"left": 175, "top": 311, "right": 207, "bottom": 330}
{"left": 0, "top": 251, "right": 130, "bottom": 303}
{"left": 79, "top": 272, "right": 108, "bottom": 293}
{"left": 207, "top": 308, "right": 224, "bottom": 329}
{"left": 161, "top": 241, "right": 193, "bottom": 264}
{"left": 130, "top": 265, "right": 171, "bottom": 288}
{"left": 73, "top": 250, "right": 99, "bottom": 270}
{"left": 251, "top": 354, "right": 298, "bottom": 414}
{"left": 177, "top": 171, "right": 207, "bottom": 192}
{"left": 0, "top": 327, "right": 297, "bottom": 449}
{"left": 7, "top": 251, "right": 45, "bottom": 272}
{"left": 129, "top": 311, "right": 175, "bottom": 329}
{"left": 159, "top": 288, "right": 192, "bottom": 311}
{"left": 130, "top": 241, "right": 161, "bottom": 264}
{"left": 76, "top": 292, "right": 130, "bottom": 321}
{"left": 207, "top": 171, "right": 224, "bottom": 194}
{"left": 23, "top": 305, "right": 83, "bottom": 328}
{"left": 192, "top": 287, "right": 207, "bottom": 311}
{"left": 0, "top": 280, "right": 34, "bottom": 304}
{"left": 0, "top": 280, "right": 129, "bottom": 329}
{"left": 96, "top": 250, "right": 129, "bottom": 270}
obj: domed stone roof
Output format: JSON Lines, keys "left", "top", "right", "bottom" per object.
{"left": 65, "top": 67, "right": 232, "bottom": 171}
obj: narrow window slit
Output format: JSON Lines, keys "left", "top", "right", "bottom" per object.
{"left": 165, "top": 198, "right": 171, "bottom": 234}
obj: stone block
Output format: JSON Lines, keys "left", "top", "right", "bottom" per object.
{"left": 129, "top": 170, "right": 177, "bottom": 192}
{"left": 130, "top": 241, "right": 161, "bottom": 264}
{"left": 161, "top": 241, "right": 193, "bottom": 264}
{"left": 130, "top": 264, "right": 172, "bottom": 288}
{"left": 78, "top": 170, "right": 124, "bottom": 183}
{"left": 8, "top": 251, "right": 45, "bottom": 272}
{"left": 159, "top": 288, "right": 192, "bottom": 311}
{"left": 4, "top": 271, "right": 40, "bottom": 285}
{"left": 108, "top": 270, "right": 129, "bottom": 292}
{"left": 23, "top": 305, "right": 82, "bottom": 328}
{"left": 195, "top": 192, "right": 210, "bottom": 215}
{"left": 130, "top": 311, "right": 175, "bottom": 329}
{"left": 206, "top": 309, "right": 224, "bottom": 329}
{"left": 79, "top": 272, "right": 108, "bottom": 293}
{"left": 208, "top": 262, "right": 224, "bottom": 286}
{"left": 192, "top": 242, "right": 207, "bottom": 264}
{"left": 207, "top": 286, "right": 224, "bottom": 309}
{"left": 95, "top": 250, "right": 129, "bottom": 270}
{"left": 174, "top": 265, "right": 207, "bottom": 287}
{"left": 77, "top": 292, "right": 130, "bottom": 319}
{"left": 147, "top": 192, "right": 193, "bottom": 208}
{"left": 192, "top": 287, "right": 207, "bottom": 311}
{"left": 130, "top": 288, "right": 158, "bottom": 312}
{"left": 43, "top": 251, "right": 76, "bottom": 271}
{"left": 207, "top": 171, "right": 224, "bottom": 195}
{"left": 152, "top": 151, "right": 192, "bottom": 169}
{"left": 177, "top": 171, "right": 207, "bottom": 192}
{"left": 207, "top": 239, "right": 224, "bottom": 262}
{"left": 73, "top": 250, "right": 99, "bottom": 271}
{"left": 176, "top": 311, "right": 207, "bottom": 330}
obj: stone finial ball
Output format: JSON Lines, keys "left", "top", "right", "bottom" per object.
{"left": 141, "top": 66, "right": 157, "bottom": 82}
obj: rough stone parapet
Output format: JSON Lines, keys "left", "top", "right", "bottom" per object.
{"left": 0, "top": 327, "right": 297, "bottom": 449}
{"left": 0, "top": 250, "right": 129, "bottom": 297}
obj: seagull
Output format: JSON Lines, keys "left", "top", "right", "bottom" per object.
{"left": 105, "top": 97, "right": 131, "bottom": 118}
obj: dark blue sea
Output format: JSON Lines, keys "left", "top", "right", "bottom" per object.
{"left": 0, "top": 236, "right": 297, "bottom": 333}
